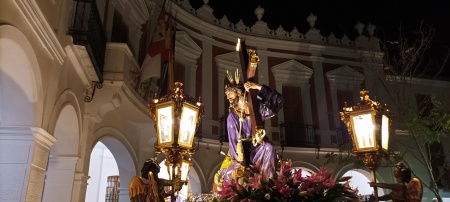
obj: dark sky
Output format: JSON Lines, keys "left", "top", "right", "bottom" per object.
{"left": 189, "top": 0, "right": 449, "bottom": 43}
{"left": 188, "top": 0, "right": 450, "bottom": 77}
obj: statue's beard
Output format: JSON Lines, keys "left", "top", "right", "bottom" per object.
{"left": 229, "top": 97, "right": 239, "bottom": 108}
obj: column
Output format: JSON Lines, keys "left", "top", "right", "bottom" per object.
{"left": 311, "top": 56, "right": 331, "bottom": 145}
{"left": 217, "top": 68, "right": 227, "bottom": 118}
{"left": 186, "top": 62, "right": 198, "bottom": 97}
{"left": 0, "top": 127, "right": 38, "bottom": 201}
{"left": 72, "top": 172, "right": 90, "bottom": 202}
{"left": 42, "top": 156, "right": 79, "bottom": 202}
{"left": 329, "top": 84, "right": 341, "bottom": 128}
{"left": 26, "top": 127, "right": 57, "bottom": 202}
{"left": 257, "top": 49, "right": 270, "bottom": 129}
{"left": 201, "top": 35, "right": 214, "bottom": 135}
{"left": 300, "top": 83, "right": 313, "bottom": 125}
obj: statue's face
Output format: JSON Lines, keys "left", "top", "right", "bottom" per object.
{"left": 394, "top": 163, "right": 404, "bottom": 178}
{"left": 226, "top": 90, "right": 240, "bottom": 107}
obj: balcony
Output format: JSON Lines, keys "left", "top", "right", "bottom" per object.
{"left": 69, "top": 0, "right": 106, "bottom": 82}
{"left": 279, "top": 123, "right": 320, "bottom": 148}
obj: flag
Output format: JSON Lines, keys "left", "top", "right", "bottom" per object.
{"left": 139, "top": 5, "right": 173, "bottom": 90}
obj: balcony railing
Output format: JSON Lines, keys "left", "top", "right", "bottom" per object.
{"left": 335, "top": 127, "right": 352, "bottom": 146}
{"left": 69, "top": 0, "right": 106, "bottom": 82}
{"left": 279, "top": 123, "right": 320, "bottom": 148}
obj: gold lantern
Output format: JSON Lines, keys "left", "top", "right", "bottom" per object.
{"left": 149, "top": 82, "right": 205, "bottom": 200}
{"left": 340, "top": 90, "right": 390, "bottom": 201}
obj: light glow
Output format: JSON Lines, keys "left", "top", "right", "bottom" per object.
{"left": 352, "top": 113, "right": 375, "bottom": 150}
{"left": 179, "top": 105, "right": 198, "bottom": 147}
{"left": 381, "top": 115, "right": 389, "bottom": 150}
{"left": 180, "top": 161, "right": 190, "bottom": 181}
{"left": 157, "top": 106, "right": 173, "bottom": 144}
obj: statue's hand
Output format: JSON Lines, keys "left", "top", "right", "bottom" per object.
{"left": 252, "top": 128, "right": 266, "bottom": 147}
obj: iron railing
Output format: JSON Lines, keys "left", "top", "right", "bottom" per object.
{"left": 279, "top": 123, "right": 320, "bottom": 148}
{"left": 335, "top": 127, "right": 352, "bottom": 146}
{"left": 69, "top": 0, "right": 106, "bottom": 82}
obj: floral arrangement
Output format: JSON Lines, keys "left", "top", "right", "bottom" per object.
{"left": 216, "top": 160, "right": 359, "bottom": 202}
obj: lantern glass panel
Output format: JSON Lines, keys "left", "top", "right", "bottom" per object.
{"left": 178, "top": 104, "right": 199, "bottom": 148}
{"left": 157, "top": 105, "right": 173, "bottom": 145}
{"left": 180, "top": 161, "right": 190, "bottom": 181}
{"left": 381, "top": 115, "right": 389, "bottom": 151}
{"left": 352, "top": 113, "right": 376, "bottom": 150}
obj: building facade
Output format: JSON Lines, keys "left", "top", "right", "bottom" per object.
{"left": 0, "top": 0, "right": 449, "bottom": 201}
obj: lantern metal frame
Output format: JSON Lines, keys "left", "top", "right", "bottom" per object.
{"left": 340, "top": 89, "right": 391, "bottom": 202}
{"left": 148, "top": 82, "right": 205, "bottom": 201}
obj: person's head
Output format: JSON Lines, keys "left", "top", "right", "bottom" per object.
{"left": 394, "top": 162, "right": 412, "bottom": 183}
{"left": 225, "top": 85, "right": 244, "bottom": 107}
{"left": 224, "top": 69, "right": 244, "bottom": 108}
{"left": 141, "top": 158, "right": 160, "bottom": 179}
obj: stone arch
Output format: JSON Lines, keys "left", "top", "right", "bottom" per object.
{"left": 90, "top": 127, "right": 138, "bottom": 200}
{"left": 334, "top": 164, "right": 385, "bottom": 196}
{"left": 291, "top": 160, "right": 320, "bottom": 174}
{"left": 0, "top": 24, "right": 43, "bottom": 126}
{"left": 43, "top": 104, "right": 80, "bottom": 202}
{"left": 188, "top": 159, "right": 204, "bottom": 195}
{"left": 0, "top": 24, "right": 48, "bottom": 202}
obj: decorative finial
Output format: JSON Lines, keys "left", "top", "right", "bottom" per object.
{"left": 307, "top": 13, "right": 317, "bottom": 28}
{"left": 254, "top": 5, "right": 265, "bottom": 21}
{"left": 354, "top": 21, "right": 365, "bottom": 35}
{"left": 366, "top": 23, "right": 376, "bottom": 37}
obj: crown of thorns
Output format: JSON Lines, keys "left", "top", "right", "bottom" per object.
{"left": 224, "top": 69, "right": 243, "bottom": 90}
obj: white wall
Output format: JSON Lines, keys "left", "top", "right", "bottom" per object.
{"left": 85, "top": 142, "right": 119, "bottom": 202}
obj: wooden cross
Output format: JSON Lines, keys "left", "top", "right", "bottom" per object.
{"left": 236, "top": 38, "right": 263, "bottom": 137}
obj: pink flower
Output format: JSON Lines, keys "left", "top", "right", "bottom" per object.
{"left": 279, "top": 185, "right": 292, "bottom": 197}
{"left": 279, "top": 159, "right": 293, "bottom": 177}
{"left": 292, "top": 168, "right": 306, "bottom": 185}
{"left": 248, "top": 174, "right": 263, "bottom": 189}
{"left": 217, "top": 181, "right": 238, "bottom": 199}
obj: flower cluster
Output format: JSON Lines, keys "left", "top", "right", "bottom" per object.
{"left": 217, "top": 160, "right": 358, "bottom": 202}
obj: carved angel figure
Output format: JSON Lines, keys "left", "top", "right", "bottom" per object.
{"left": 129, "top": 159, "right": 171, "bottom": 202}
{"left": 370, "top": 162, "right": 423, "bottom": 202}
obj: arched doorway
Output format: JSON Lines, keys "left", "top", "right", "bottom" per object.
{"left": 342, "top": 169, "right": 385, "bottom": 198}
{"left": 85, "top": 142, "right": 120, "bottom": 202}
{"left": 86, "top": 131, "right": 135, "bottom": 202}
{"left": 43, "top": 104, "right": 80, "bottom": 202}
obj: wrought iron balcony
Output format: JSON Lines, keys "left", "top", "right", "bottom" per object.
{"left": 335, "top": 127, "right": 352, "bottom": 146}
{"left": 69, "top": 0, "right": 106, "bottom": 82}
{"left": 279, "top": 123, "right": 320, "bottom": 148}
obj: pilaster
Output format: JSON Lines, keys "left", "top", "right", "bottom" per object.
{"left": 310, "top": 56, "right": 331, "bottom": 145}
{"left": 201, "top": 35, "right": 214, "bottom": 135}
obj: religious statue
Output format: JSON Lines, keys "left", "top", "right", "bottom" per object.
{"left": 129, "top": 158, "right": 172, "bottom": 202}
{"left": 369, "top": 162, "right": 423, "bottom": 202}
{"left": 214, "top": 68, "right": 283, "bottom": 189}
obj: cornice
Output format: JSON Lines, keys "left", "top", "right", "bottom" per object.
{"left": 326, "top": 65, "right": 365, "bottom": 88}
{"left": 175, "top": 31, "right": 202, "bottom": 62}
{"left": 14, "top": 0, "right": 66, "bottom": 65}
{"left": 272, "top": 59, "right": 313, "bottom": 86}
{"left": 167, "top": 1, "right": 382, "bottom": 59}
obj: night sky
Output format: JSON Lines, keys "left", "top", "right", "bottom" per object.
{"left": 189, "top": 0, "right": 450, "bottom": 77}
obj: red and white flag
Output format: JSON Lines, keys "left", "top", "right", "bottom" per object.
{"left": 139, "top": 7, "right": 173, "bottom": 86}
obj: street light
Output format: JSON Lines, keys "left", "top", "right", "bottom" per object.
{"left": 340, "top": 90, "right": 390, "bottom": 201}
{"left": 149, "top": 82, "right": 205, "bottom": 201}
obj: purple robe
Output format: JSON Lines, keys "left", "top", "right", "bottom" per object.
{"left": 218, "top": 85, "right": 282, "bottom": 182}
